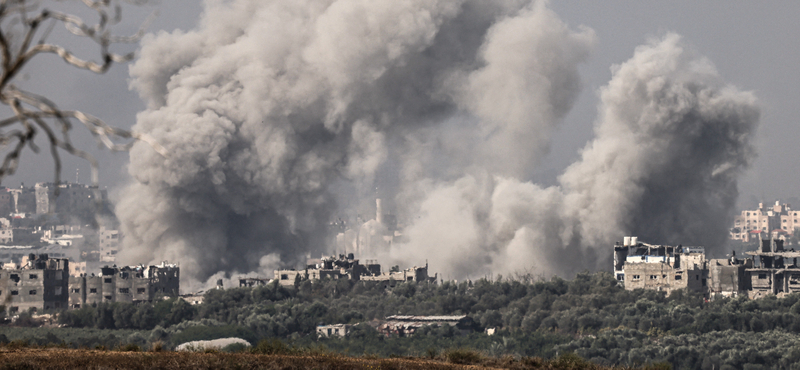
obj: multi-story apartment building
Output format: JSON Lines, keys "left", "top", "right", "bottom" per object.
{"left": 269, "top": 254, "right": 435, "bottom": 287}
{"left": 613, "top": 237, "right": 710, "bottom": 296}
{"left": 68, "top": 262, "right": 179, "bottom": 308}
{"left": 0, "top": 254, "right": 69, "bottom": 314}
{"left": 34, "top": 182, "right": 107, "bottom": 215}
{"left": 730, "top": 201, "right": 800, "bottom": 242}
{"left": 98, "top": 227, "right": 120, "bottom": 263}
{"left": 744, "top": 239, "right": 800, "bottom": 299}
{"left": 7, "top": 186, "right": 36, "bottom": 214}
{"left": 613, "top": 236, "right": 800, "bottom": 299}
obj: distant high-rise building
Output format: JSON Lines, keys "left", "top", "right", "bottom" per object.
{"left": 99, "top": 227, "right": 120, "bottom": 263}
{"left": 34, "top": 182, "right": 106, "bottom": 215}
{"left": 730, "top": 201, "right": 800, "bottom": 242}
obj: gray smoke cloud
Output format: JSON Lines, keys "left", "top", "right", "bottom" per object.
{"left": 117, "top": 0, "right": 758, "bottom": 288}
{"left": 391, "top": 33, "right": 759, "bottom": 279}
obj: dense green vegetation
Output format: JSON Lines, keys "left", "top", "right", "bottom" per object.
{"left": 7, "top": 272, "right": 800, "bottom": 368}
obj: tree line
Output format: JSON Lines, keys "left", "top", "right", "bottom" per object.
{"left": 6, "top": 271, "right": 800, "bottom": 368}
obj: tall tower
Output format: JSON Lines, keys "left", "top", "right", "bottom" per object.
{"left": 376, "top": 198, "right": 383, "bottom": 225}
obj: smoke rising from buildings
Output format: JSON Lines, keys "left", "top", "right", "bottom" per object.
{"left": 117, "top": 0, "right": 759, "bottom": 287}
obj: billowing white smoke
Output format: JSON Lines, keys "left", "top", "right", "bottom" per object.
{"left": 118, "top": 0, "right": 758, "bottom": 288}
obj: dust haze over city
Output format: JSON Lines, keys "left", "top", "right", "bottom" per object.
{"left": 4, "top": 0, "right": 798, "bottom": 291}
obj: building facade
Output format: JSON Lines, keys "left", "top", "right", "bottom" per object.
{"left": 731, "top": 201, "right": 800, "bottom": 242}
{"left": 271, "top": 254, "right": 435, "bottom": 287}
{"left": 317, "top": 324, "right": 351, "bottom": 338}
{"left": 613, "top": 236, "right": 800, "bottom": 299}
{"left": 614, "top": 237, "right": 709, "bottom": 296}
{"left": 68, "top": 262, "right": 179, "bottom": 308}
{"left": 98, "top": 227, "right": 120, "bottom": 263}
{"left": 744, "top": 239, "right": 800, "bottom": 299}
{"left": 0, "top": 254, "right": 69, "bottom": 314}
{"left": 34, "top": 182, "right": 106, "bottom": 215}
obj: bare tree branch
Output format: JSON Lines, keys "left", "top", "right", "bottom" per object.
{"left": 0, "top": 0, "right": 164, "bottom": 188}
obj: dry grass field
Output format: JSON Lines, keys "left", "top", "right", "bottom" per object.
{"left": 0, "top": 346, "right": 660, "bottom": 370}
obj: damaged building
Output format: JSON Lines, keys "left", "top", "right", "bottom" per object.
{"left": 0, "top": 254, "right": 69, "bottom": 314}
{"left": 612, "top": 236, "right": 793, "bottom": 299}
{"left": 270, "top": 254, "right": 435, "bottom": 286}
{"left": 68, "top": 262, "right": 179, "bottom": 308}
{"left": 614, "top": 237, "right": 709, "bottom": 296}
{"left": 745, "top": 239, "right": 800, "bottom": 299}
{"left": 377, "top": 315, "right": 473, "bottom": 337}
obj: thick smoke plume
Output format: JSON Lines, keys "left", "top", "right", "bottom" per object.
{"left": 118, "top": 0, "right": 758, "bottom": 288}
{"left": 394, "top": 34, "right": 759, "bottom": 279}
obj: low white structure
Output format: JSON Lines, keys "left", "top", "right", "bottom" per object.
{"left": 175, "top": 337, "right": 251, "bottom": 351}
{"left": 317, "top": 324, "right": 350, "bottom": 338}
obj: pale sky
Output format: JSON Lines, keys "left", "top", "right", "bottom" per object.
{"left": 4, "top": 1, "right": 799, "bottom": 210}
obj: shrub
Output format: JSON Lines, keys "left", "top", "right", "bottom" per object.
{"left": 551, "top": 352, "right": 593, "bottom": 370}
{"left": 445, "top": 348, "right": 483, "bottom": 365}
{"left": 250, "top": 339, "right": 296, "bottom": 355}
{"left": 118, "top": 343, "right": 141, "bottom": 352}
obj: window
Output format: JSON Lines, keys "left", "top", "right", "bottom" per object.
{"left": 137, "top": 288, "right": 146, "bottom": 294}
{"left": 9, "top": 306, "right": 18, "bottom": 313}
{"left": 28, "top": 274, "right": 37, "bottom": 279}
{"left": 29, "top": 290, "right": 36, "bottom": 295}
{"left": 650, "top": 275, "right": 658, "bottom": 280}
{"left": 702, "top": 279, "right": 707, "bottom": 287}
{"left": 104, "top": 296, "right": 112, "bottom": 300}
{"left": 675, "top": 275, "right": 682, "bottom": 280}
{"left": 119, "top": 288, "right": 129, "bottom": 294}
{"left": 632, "top": 275, "right": 640, "bottom": 280}
{"left": 11, "top": 290, "right": 18, "bottom": 295}
{"left": 10, "top": 273, "right": 19, "bottom": 282}
{"left": 280, "top": 274, "right": 289, "bottom": 280}
{"left": 89, "top": 288, "right": 97, "bottom": 293}
{"left": 55, "top": 287, "right": 62, "bottom": 295}
{"left": 104, "top": 278, "right": 112, "bottom": 283}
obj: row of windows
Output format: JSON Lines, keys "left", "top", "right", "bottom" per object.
{"left": 3, "top": 272, "right": 65, "bottom": 280}
{"left": 83, "top": 287, "right": 147, "bottom": 294}
{"left": 1, "top": 287, "right": 63, "bottom": 296}
{"left": 630, "top": 274, "right": 694, "bottom": 281}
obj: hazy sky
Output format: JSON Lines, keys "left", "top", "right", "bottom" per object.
{"left": 3, "top": 1, "right": 798, "bottom": 209}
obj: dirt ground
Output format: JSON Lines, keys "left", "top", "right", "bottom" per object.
{"left": 0, "top": 347, "right": 548, "bottom": 370}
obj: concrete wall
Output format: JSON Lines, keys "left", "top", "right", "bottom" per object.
{"left": 85, "top": 275, "right": 103, "bottom": 305}
{"left": 709, "top": 259, "right": 750, "bottom": 297}
{"left": 68, "top": 276, "right": 85, "bottom": 308}
{"left": 623, "top": 262, "right": 706, "bottom": 295}
{"left": 1, "top": 256, "right": 68, "bottom": 314}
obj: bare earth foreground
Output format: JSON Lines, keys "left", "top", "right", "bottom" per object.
{"left": 0, "top": 347, "right": 647, "bottom": 369}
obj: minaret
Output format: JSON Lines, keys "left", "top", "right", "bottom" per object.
{"left": 376, "top": 198, "right": 383, "bottom": 225}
